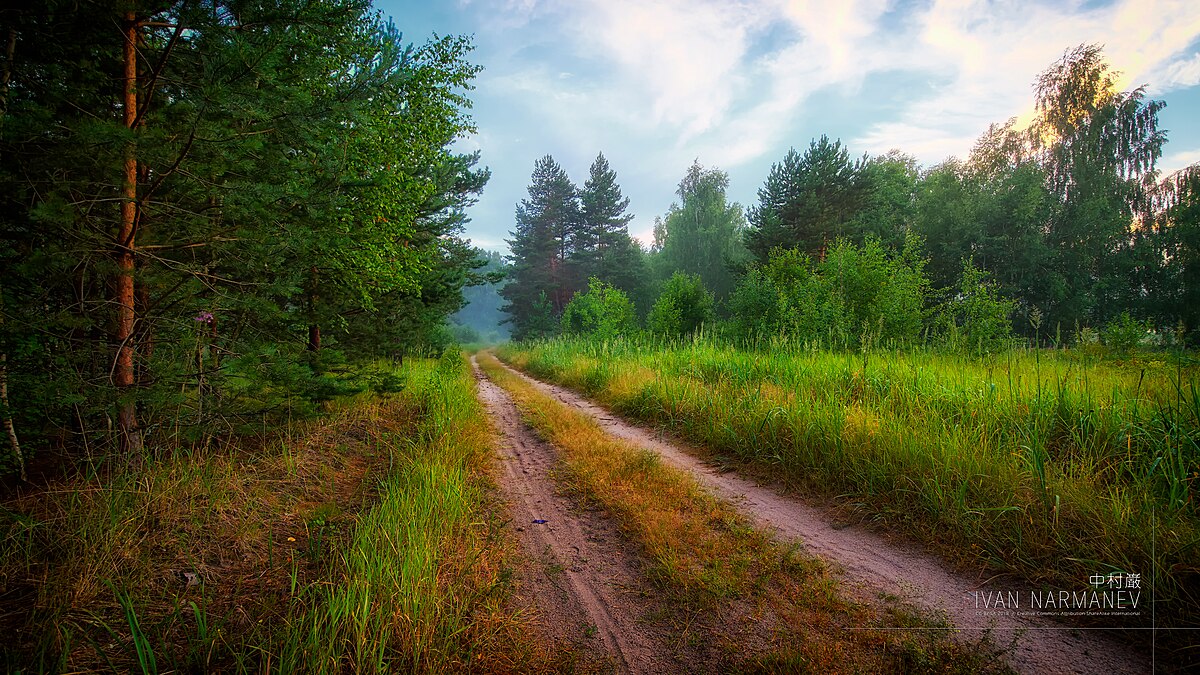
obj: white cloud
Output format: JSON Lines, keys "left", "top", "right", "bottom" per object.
{"left": 1152, "top": 52, "right": 1200, "bottom": 92}
{"left": 574, "top": 0, "right": 773, "bottom": 139}
{"left": 850, "top": 0, "right": 1200, "bottom": 165}
{"left": 449, "top": 0, "right": 1200, "bottom": 251}
{"left": 1160, "top": 147, "right": 1200, "bottom": 175}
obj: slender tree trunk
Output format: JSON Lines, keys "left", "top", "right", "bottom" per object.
{"left": 0, "top": 284, "right": 24, "bottom": 482}
{"left": 1, "top": 29, "right": 26, "bottom": 480}
{"left": 116, "top": 12, "right": 142, "bottom": 454}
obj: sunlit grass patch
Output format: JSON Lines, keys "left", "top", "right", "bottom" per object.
{"left": 499, "top": 337, "right": 1200, "bottom": 631}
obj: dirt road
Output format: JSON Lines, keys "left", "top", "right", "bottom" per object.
{"left": 489, "top": 356, "right": 1155, "bottom": 675}
{"left": 473, "top": 357, "right": 708, "bottom": 673}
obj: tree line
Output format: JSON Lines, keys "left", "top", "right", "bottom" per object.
{"left": 0, "top": 0, "right": 488, "bottom": 474}
{"left": 502, "top": 45, "right": 1200, "bottom": 351}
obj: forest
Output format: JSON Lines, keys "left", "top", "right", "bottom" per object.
{"left": 0, "top": 0, "right": 491, "bottom": 472}
{"left": 1, "top": 1, "right": 1197, "bottom": 673}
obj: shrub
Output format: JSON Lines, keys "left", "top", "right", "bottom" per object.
{"left": 728, "top": 266, "right": 783, "bottom": 342}
{"left": 727, "top": 236, "right": 930, "bottom": 350}
{"left": 1102, "top": 312, "right": 1151, "bottom": 356}
{"left": 648, "top": 272, "right": 715, "bottom": 338}
{"left": 560, "top": 278, "right": 638, "bottom": 340}
{"left": 940, "top": 259, "right": 1015, "bottom": 354}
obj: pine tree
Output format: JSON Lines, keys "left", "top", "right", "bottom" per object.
{"left": 578, "top": 153, "right": 647, "bottom": 304}
{"left": 501, "top": 155, "right": 581, "bottom": 339}
{"left": 0, "top": 1, "right": 487, "bottom": 459}
{"left": 747, "top": 136, "right": 866, "bottom": 261}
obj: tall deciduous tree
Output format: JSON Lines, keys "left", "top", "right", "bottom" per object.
{"left": 1150, "top": 166, "right": 1200, "bottom": 343}
{"left": 654, "top": 160, "right": 749, "bottom": 299}
{"left": 1030, "top": 43, "right": 1165, "bottom": 332}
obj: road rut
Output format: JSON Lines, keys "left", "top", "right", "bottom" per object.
{"left": 473, "top": 357, "right": 687, "bottom": 673}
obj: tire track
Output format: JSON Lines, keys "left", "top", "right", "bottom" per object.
{"left": 492, "top": 355, "right": 1155, "bottom": 675}
{"left": 472, "top": 356, "right": 680, "bottom": 674}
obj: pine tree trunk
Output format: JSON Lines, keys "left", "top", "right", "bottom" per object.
{"left": 0, "top": 284, "right": 24, "bottom": 482}
{"left": 1, "top": 29, "right": 26, "bottom": 479}
{"left": 308, "top": 323, "right": 321, "bottom": 352}
{"left": 115, "top": 11, "right": 142, "bottom": 454}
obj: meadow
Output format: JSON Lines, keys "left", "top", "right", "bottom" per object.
{"left": 498, "top": 337, "right": 1200, "bottom": 628}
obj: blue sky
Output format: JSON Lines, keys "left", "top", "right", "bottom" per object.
{"left": 373, "top": 0, "right": 1200, "bottom": 253}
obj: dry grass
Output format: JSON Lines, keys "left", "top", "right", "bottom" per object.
{"left": 477, "top": 350, "right": 1011, "bottom": 673}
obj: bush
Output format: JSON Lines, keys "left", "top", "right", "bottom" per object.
{"left": 521, "top": 291, "right": 559, "bottom": 341}
{"left": 447, "top": 323, "right": 481, "bottom": 344}
{"left": 560, "top": 278, "right": 638, "bottom": 340}
{"left": 728, "top": 266, "right": 784, "bottom": 342}
{"left": 1102, "top": 312, "right": 1151, "bottom": 356}
{"left": 648, "top": 272, "right": 715, "bottom": 338}
{"left": 727, "top": 236, "right": 929, "bottom": 350}
{"left": 939, "top": 259, "right": 1015, "bottom": 354}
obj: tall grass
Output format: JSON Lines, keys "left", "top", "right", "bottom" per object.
{"left": 499, "top": 337, "right": 1200, "bottom": 628}
{"left": 1, "top": 352, "right": 540, "bottom": 673}
{"left": 272, "top": 351, "right": 518, "bottom": 673}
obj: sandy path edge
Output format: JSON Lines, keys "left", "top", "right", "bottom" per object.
{"left": 492, "top": 355, "right": 1157, "bottom": 675}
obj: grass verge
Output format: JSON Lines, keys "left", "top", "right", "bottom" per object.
{"left": 0, "top": 351, "right": 551, "bottom": 673}
{"left": 498, "top": 337, "right": 1199, "bottom": 635}
{"left": 477, "top": 350, "right": 1010, "bottom": 673}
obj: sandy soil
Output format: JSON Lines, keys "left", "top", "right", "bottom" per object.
{"left": 492, "top": 357, "right": 1156, "bottom": 675}
{"left": 473, "top": 357, "right": 709, "bottom": 674}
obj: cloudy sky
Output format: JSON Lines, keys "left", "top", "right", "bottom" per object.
{"left": 373, "top": 0, "right": 1200, "bottom": 253}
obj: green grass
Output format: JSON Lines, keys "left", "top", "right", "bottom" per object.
{"left": 499, "top": 337, "right": 1200, "bottom": 629}
{"left": 0, "top": 352, "right": 546, "bottom": 673}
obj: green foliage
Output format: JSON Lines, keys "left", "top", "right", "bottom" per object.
{"left": 1101, "top": 312, "right": 1151, "bottom": 356}
{"left": 524, "top": 291, "right": 560, "bottom": 341}
{"left": 0, "top": 2, "right": 487, "bottom": 461}
{"left": 647, "top": 272, "right": 715, "bottom": 338}
{"left": 1149, "top": 166, "right": 1200, "bottom": 345}
{"left": 939, "top": 260, "right": 1016, "bottom": 354}
{"left": 578, "top": 153, "right": 649, "bottom": 303}
{"left": 747, "top": 136, "right": 866, "bottom": 260}
{"left": 653, "top": 161, "right": 750, "bottom": 299}
{"left": 727, "top": 267, "right": 785, "bottom": 341}
{"left": 501, "top": 155, "right": 581, "bottom": 340}
{"left": 560, "top": 278, "right": 638, "bottom": 340}
{"left": 731, "top": 237, "right": 929, "bottom": 349}
{"left": 1031, "top": 44, "right": 1165, "bottom": 332}
{"left": 502, "top": 154, "right": 649, "bottom": 337}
